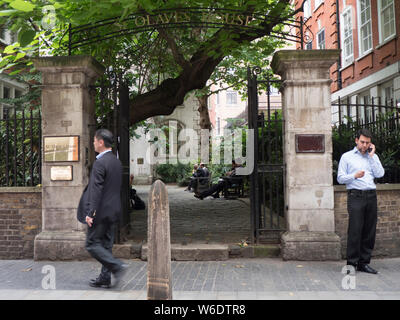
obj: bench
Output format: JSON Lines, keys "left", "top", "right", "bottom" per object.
{"left": 222, "top": 176, "right": 244, "bottom": 199}
{"left": 193, "top": 174, "right": 212, "bottom": 194}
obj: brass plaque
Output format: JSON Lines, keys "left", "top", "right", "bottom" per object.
{"left": 50, "top": 166, "right": 73, "bottom": 181}
{"left": 44, "top": 136, "right": 79, "bottom": 162}
{"left": 137, "top": 158, "right": 144, "bottom": 165}
{"left": 295, "top": 134, "right": 325, "bottom": 153}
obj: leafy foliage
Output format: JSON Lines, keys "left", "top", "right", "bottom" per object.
{"left": 332, "top": 112, "right": 400, "bottom": 184}
{"left": 0, "top": 0, "right": 297, "bottom": 125}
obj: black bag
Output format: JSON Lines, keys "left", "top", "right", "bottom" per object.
{"left": 130, "top": 188, "right": 145, "bottom": 210}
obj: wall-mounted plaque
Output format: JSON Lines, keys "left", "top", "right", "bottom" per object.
{"left": 50, "top": 166, "right": 73, "bottom": 181}
{"left": 137, "top": 158, "right": 144, "bottom": 165}
{"left": 44, "top": 136, "right": 79, "bottom": 162}
{"left": 295, "top": 134, "right": 325, "bottom": 153}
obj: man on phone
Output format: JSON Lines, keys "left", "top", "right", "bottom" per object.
{"left": 337, "top": 128, "right": 384, "bottom": 274}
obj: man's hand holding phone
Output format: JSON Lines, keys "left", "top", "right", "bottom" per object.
{"left": 367, "top": 144, "right": 375, "bottom": 157}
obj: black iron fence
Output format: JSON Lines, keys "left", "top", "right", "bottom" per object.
{"left": 0, "top": 107, "right": 41, "bottom": 187}
{"left": 332, "top": 97, "right": 400, "bottom": 184}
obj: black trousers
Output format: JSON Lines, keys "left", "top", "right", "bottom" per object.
{"left": 200, "top": 180, "right": 225, "bottom": 198}
{"left": 85, "top": 219, "right": 123, "bottom": 280}
{"left": 346, "top": 190, "right": 377, "bottom": 266}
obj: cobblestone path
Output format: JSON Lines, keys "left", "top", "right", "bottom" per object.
{"left": 129, "top": 184, "right": 251, "bottom": 244}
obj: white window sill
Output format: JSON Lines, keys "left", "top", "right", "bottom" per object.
{"left": 340, "top": 60, "right": 354, "bottom": 71}
{"left": 356, "top": 49, "right": 373, "bottom": 62}
{"left": 375, "top": 34, "right": 397, "bottom": 50}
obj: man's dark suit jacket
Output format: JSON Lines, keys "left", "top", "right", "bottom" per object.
{"left": 77, "top": 151, "right": 122, "bottom": 224}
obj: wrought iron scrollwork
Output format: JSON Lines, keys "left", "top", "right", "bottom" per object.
{"left": 61, "top": 7, "right": 315, "bottom": 54}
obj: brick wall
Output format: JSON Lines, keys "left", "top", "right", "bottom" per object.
{"left": 334, "top": 184, "right": 400, "bottom": 259}
{"left": 0, "top": 187, "right": 42, "bottom": 259}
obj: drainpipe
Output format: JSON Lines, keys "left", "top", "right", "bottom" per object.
{"left": 336, "top": 0, "right": 342, "bottom": 90}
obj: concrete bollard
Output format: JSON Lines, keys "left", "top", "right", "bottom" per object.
{"left": 147, "top": 180, "right": 172, "bottom": 300}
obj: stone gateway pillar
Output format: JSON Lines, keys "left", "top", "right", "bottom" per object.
{"left": 271, "top": 50, "right": 341, "bottom": 261}
{"left": 33, "top": 56, "right": 104, "bottom": 260}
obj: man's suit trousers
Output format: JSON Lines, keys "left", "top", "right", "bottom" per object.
{"left": 85, "top": 219, "right": 123, "bottom": 280}
{"left": 346, "top": 190, "right": 377, "bottom": 266}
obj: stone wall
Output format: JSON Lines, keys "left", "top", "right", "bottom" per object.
{"left": 0, "top": 187, "right": 42, "bottom": 259}
{"left": 334, "top": 184, "right": 400, "bottom": 259}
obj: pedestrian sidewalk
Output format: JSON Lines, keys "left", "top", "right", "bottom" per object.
{"left": 1, "top": 258, "right": 400, "bottom": 300}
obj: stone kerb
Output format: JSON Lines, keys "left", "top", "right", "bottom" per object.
{"left": 33, "top": 56, "right": 104, "bottom": 260}
{"left": 271, "top": 50, "right": 341, "bottom": 260}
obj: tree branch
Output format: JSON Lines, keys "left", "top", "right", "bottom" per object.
{"left": 157, "top": 28, "right": 190, "bottom": 69}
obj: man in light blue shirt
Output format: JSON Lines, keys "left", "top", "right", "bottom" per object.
{"left": 337, "top": 128, "right": 384, "bottom": 274}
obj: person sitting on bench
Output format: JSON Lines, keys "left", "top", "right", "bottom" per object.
{"left": 194, "top": 160, "right": 241, "bottom": 200}
{"left": 200, "top": 163, "right": 209, "bottom": 177}
{"left": 185, "top": 164, "right": 205, "bottom": 192}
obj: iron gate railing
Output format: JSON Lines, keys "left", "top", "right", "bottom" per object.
{"left": 0, "top": 107, "right": 41, "bottom": 187}
{"left": 332, "top": 96, "right": 400, "bottom": 184}
{"left": 92, "top": 76, "right": 131, "bottom": 243}
{"left": 247, "top": 67, "right": 285, "bottom": 244}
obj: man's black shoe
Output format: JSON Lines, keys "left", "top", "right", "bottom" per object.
{"left": 357, "top": 264, "right": 378, "bottom": 274}
{"left": 89, "top": 276, "right": 111, "bottom": 288}
{"left": 112, "top": 264, "right": 129, "bottom": 288}
{"left": 212, "top": 193, "right": 220, "bottom": 199}
{"left": 194, "top": 194, "right": 203, "bottom": 200}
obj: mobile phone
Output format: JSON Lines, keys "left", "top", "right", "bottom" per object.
{"left": 367, "top": 147, "right": 372, "bottom": 153}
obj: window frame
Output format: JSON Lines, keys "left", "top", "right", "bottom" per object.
{"left": 226, "top": 90, "right": 238, "bottom": 106}
{"left": 304, "top": 0, "right": 312, "bottom": 19}
{"left": 377, "top": 0, "right": 396, "bottom": 44}
{"left": 357, "top": 0, "right": 373, "bottom": 57}
{"left": 316, "top": 28, "right": 326, "bottom": 49}
{"left": 341, "top": 6, "right": 354, "bottom": 66}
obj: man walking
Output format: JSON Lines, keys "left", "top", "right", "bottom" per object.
{"left": 337, "top": 128, "right": 384, "bottom": 274}
{"left": 84, "top": 129, "right": 128, "bottom": 288}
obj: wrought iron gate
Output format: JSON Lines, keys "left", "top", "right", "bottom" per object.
{"left": 247, "top": 67, "right": 286, "bottom": 244}
{"left": 92, "top": 74, "right": 131, "bottom": 243}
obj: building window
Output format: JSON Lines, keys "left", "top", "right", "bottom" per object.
{"left": 304, "top": 0, "right": 311, "bottom": 19}
{"left": 378, "top": 0, "right": 396, "bottom": 43}
{"left": 217, "top": 117, "right": 221, "bottom": 135}
{"left": 317, "top": 29, "right": 325, "bottom": 49}
{"left": 3, "top": 86, "right": 10, "bottom": 99}
{"left": 341, "top": 7, "right": 354, "bottom": 65}
{"left": 15, "top": 89, "right": 22, "bottom": 98}
{"left": 358, "top": 0, "right": 373, "bottom": 56}
{"left": 380, "top": 81, "right": 394, "bottom": 104}
{"left": 226, "top": 91, "right": 237, "bottom": 105}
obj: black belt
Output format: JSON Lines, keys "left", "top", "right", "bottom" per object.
{"left": 347, "top": 189, "right": 376, "bottom": 195}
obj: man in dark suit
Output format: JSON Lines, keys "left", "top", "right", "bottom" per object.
{"left": 82, "top": 129, "right": 128, "bottom": 288}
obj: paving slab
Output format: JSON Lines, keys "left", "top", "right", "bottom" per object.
{"left": 1, "top": 258, "right": 400, "bottom": 300}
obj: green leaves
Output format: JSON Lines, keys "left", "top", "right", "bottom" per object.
{"left": 18, "top": 29, "right": 36, "bottom": 47}
{"left": 0, "top": 9, "right": 18, "bottom": 16}
{"left": 9, "top": 0, "right": 35, "bottom": 12}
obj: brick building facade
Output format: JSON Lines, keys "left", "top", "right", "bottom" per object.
{"left": 295, "top": 0, "right": 400, "bottom": 105}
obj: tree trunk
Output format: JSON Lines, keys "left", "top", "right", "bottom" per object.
{"left": 197, "top": 95, "right": 211, "bottom": 130}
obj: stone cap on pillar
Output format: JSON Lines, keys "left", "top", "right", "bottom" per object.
{"left": 33, "top": 55, "right": 105, "bottom": 82}
{"left": 271, "top": 49, "right": 340, "bottom": 79}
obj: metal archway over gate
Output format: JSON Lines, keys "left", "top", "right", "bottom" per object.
{"left": 62, "top": 7, "right": 313, "bottom": 54}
